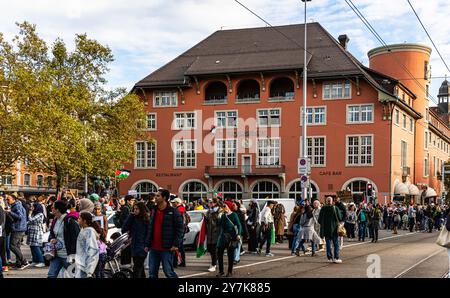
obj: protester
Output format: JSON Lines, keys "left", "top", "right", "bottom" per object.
{"left": 345, "top": 204, "right": 357, "bottom": 241}
{"left": 273, "top": 202, "right": 285, "bottom": 244}
{"left": 122, "top": 201, "right": 150, "bottom": 278}
{"left": 78, "top": 198, "right": 94, "bottom": 214}
{"left": 318, "top": 197, "right": 343, "bottom": 263}
{"left": 205, "top": 198, "right": 222, "bottom": 272}
{"left": 27, "top": 202, "right": 46, "bottom": 267}
{"left": 216, "top": 200, "right": 242, "bottom": 278}
{"left": 357, "top": 203, "right": 368, "bottom": 242}
{"left": 171, "top": 197, "right": 187, "bottom": 268}
{"left": 93, "top": 203, "right": 108, "bottom": 239}
{"left": 257, "top": 201, "right": 276, "bottom": 257}
{"left": 334, "top": 197, "right": 347, "bottom": 249}
{"left": 371, "top": 204, "right": 382, "bottom": 243}
{"left": 290, "top": 205, "right": 304, "bottom": 254}
{"left": 5, "top": 194, "right": 29, "bottom": 269}
{"left": 246, "top": 199, "right": 260, "bottom": 254}
{"left": 312, "top": 200, "right": 324, "bottom": 251}
{"left": 233, "top": 201, "right": 248, "bottom": 265}
{"left": 93, "top": 222, "right": 108, "bottom": 279}
{"left": 296, "top": 201, "right": 320, "bottom": 257}
{"left": 145, "top": 189, "right": 184, "bottom": 278}
{"left": 75, "top": 212, "right": 100, "bottom": 278}
{"left": 47, "top": 200, "right": 80, "bottom": 278}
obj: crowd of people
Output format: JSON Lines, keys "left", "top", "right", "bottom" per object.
{"left": 0, "top": 189, "right": 449, "bottom": 279}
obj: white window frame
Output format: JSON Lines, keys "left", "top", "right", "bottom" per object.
{"left": 173, "top": 111, "right": 197, "bottom": 130}
{"left": 400, "top": 140, "right": 408, "bottom": 169}
{"left": 394, "top": 109, "right": 399, "bottom": 126}
{"left": 402, "top": 113, "right": 407, "bottom": 130}
{"left": 153, "top": 90, "right": 178, "bottom": 107}
{"left": 257, "top": 138, "right": 281, "bottom": 168}
{"left": 306, "top": 136, "right": 326, "bottom": 167}
{"left": 146, "top": 113, "right": 157, "bottom": 131}
{"left": 346, "top": 134, "right": 374, "bottom": 167}
{"left": 37, "top": 175, "right": 44, "bottom": 187}
{"left": 215, "top": 110, "right": 238, "bottom": 128}
{"left": 214, "top": 139, "right": 238, "bottom": 168}
{"left": 424, "top": 154, "right": 429, "bottom": 177}
{"left": 346, "top": 104, "right": 374, "bottom": 124}
{"left": 135, "top": 141, "right": 157, "bottom": 169}
{"left": 0, "top": 174, "right": 12, "bottom": 185}
{"left": 424, "top": 131, "right": 429, "bottom": 150}
{"left": 409, "top": 118, "right": 413, "bottom": 133}
{"left": 301, "top": 106, "right": 326, "bottom": 126}
{"left": 322, "top": 80, "right": 352, "bottom": 100}
{"left": 257, "top": 108, "right": 281, "bottom": 127}
{"left": 173, "top": 139, "right": 197, "bottom": 169}
{"left": 23, "top": 173, "right": 31, "bottom": 186}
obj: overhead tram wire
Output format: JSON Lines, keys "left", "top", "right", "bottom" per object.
{"left": 407, "top": 0, "right": 450, "bottom": 74}
{"left": 231, "top": 0, "right": 447, "bottom": 142}
{"left": 232, "top": 0, "right": 448, "bottom": 139}
{"left": 345, "top": 0, "right": 447, "bottom": 115}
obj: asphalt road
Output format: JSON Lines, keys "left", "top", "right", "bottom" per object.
{"left": 4, "top": 229, "right": 449, "bottom": 278}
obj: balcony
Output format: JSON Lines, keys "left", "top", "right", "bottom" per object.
{"left": 236, "top": 96, "right": 260, "bottom": 104}
{"left": 205, "top": 164, "right": 285, "bottom": 178}
{"left": 204, "top": 96, "right": 227, "bottom": 105}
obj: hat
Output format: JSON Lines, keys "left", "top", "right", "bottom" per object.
{"left": 89, "top": 194, "right": 100, "bottom": 202}
{"left": 171, "top": 197, "right": 183, "bottom": 204}
{"left": 223, "top": 200, "right": 234, "bottom": 210}
{"left": 79, "top": 198, "right": 94, "bottom": 213}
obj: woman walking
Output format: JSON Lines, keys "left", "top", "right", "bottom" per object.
{"left": 75, "top": 212, "right": 100, "bottom": 278}
{"left": 121, "top": 201, "right": 150, "bottom": 278}
{"left": 216, "top": 201, "right": 241, "bottom": 278}
{"left": 27, "top": 202, "right": 46, "bottom": 267}
{"left": 345, "top": 204, "right": 357, "bottom": 241}
{"left": 246, "top": 200, "right": 260, "bottom": 254}
{"left": 296, "top": 202, "right": 320, "bottom": 257}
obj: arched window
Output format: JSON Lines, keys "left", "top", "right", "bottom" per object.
{"left": 205, "top": 81, "right": 228, "bottom": 103}
{"left": 236, "top": 79, "right": 260, "bottom": 102}
{"left": 134, "top": 182, "right": 158, "bottom": 199}
{"left": 216, "top": 181, "right": 242, "bottom": 200}
{"left": 181, "top": 181, "right": 208, "bottom": 203}
{"left": 344, "top": 179, "right": 376, "bottom": 203}
{"left": 252, "top": 180, "right": 279, "bottom": 199}
{"left": 289, "top": 181, "right": 318, "bottom": 200}
{"left": 269, "top": 77, "right": 295, "bottom": 100}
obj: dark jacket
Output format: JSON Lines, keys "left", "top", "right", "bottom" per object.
{"left": 145, "top": 205, "right": 184, "bottom": 250}
{"left": 0, "top": 205, "right": 5, "bottom": 236}
{"left": 246, "top": 206, "right": 260, "bottom": 228}
{"left": 236, "top": 210, "right": 248, "bottom": 239}
{"left": 217, "top": 212, "right": 242, "bottom": 248}
{"left": 335, "top": 201, "right": 347, "bottom": 222}
{"left": 206, "top": 207, "right": 221, "bottom": 245}
{"left": 318, "top": 205, "right": 342, "bottom": 238}
{"left": 49, "top": 214, "right": 81, "bottom": 255}
{"left": 122, "top": 215, "right": 150, "bottom": 257}
{"left": 9, "top": 201, "right": 27, "bottom": 232}
{"left": 119, "top": 204, "right": 131, "bottom": 227}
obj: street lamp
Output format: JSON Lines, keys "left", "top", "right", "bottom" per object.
{"left": 301, "top": 0, "right": 311, "bottom": 200}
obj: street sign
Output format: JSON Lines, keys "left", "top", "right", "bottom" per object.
{"left": 300, "top": 175, "right": 308, "bottom": 182}
{"left": 298, "top": 157, "right": 311, "bottom": 175}
{"left": 128, "top": 190, "right": 138, "bottom": 196}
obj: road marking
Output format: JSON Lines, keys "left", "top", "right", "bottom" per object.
{"left": 394, "top": 249, "right": 445, "bottom": 278}
{"left": 181, "top": 232, "right": 419, "bottom": 278}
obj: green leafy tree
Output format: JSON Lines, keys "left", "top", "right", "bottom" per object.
{"left": 0, "top": 22, "right": 147, "bottom": 193}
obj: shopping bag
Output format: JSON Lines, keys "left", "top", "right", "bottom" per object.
{"left": 436, "top": 227, "right": 450, "bottom": 248}
{"left": 270, "top": 225, "right": 276, "bottom": 245}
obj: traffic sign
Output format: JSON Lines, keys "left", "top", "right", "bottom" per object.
{"left": 128, "top": 190, "right": 138, "bottom": 196}
{"left": 298, "top": 157, "right": 311, "bottom": 175}
{"left": 301, "top": 175, "right": 308, "bottom": 182}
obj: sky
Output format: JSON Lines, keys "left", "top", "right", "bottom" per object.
{"left": 0, "top": 0, "right": 449, "bottom": 107}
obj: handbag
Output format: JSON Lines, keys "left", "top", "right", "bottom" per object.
{"left": 435, "top": 227, "right": 450, "bottom": 248}
{"left": 223, "top": 215, "right": 239, "bottom": 249}
{"left": 334, "top": 207, "right": 347, "bottom": 237}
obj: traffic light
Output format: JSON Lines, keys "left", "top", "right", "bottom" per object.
{"left": 367, "top": 183, "right": 373, "bottom": 197}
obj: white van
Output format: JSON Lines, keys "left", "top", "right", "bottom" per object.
{"left": 242, "top": 198, "right": 296, "bottom": 231}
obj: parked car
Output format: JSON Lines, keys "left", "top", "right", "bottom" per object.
{"left": 242, "top": 198, "right": 296, "bottom": 231}
{"left": 183, "top": 210, "right": 207, "bottom": 249}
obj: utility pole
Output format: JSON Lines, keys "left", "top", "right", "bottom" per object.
{"left": 84, "top": 120, "right": 88, "bottom": 194}
{"left": 301, "top": 0, "right": 311, "bottom": 200}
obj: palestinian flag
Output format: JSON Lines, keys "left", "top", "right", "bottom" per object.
{"left": 213, "top": 191, "right": 223, "bottom": 200}
{"left": 115, "top": 169, "right": 130, "bottom": 179}
{"left": 196, "top": 218, "right": 207, "bottom": 258}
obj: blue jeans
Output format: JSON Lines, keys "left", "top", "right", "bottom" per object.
{"left": 234, "top": 241, "right": 241, "bottom": 262}
{"left": 30, "top": 246, "right": 45, "bottom": 264}
{"left": 299, "top": 240, "right": 316, "bottom": 254}
{"left": 292, "top": 224, "right": 305, "bottom": 253}
{"left": 148, "top": 250, "right": 178, "bottom": 279}
{"left": 47, "top": 257, "right": 69, "bottom": 278}
{"left": 325, "top": 235, "right": 340, "bottom": 260}
{"left": 5, "top": 234, "right": 11, "bottom": 260}
{"left": 359, "top": 222, "right": 367, "bottom": 241}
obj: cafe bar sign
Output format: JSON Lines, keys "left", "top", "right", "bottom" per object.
{"left": 319, "top": 171, "right": 342, "bottom": 176}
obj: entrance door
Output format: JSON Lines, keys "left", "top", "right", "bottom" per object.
{"left": 242, "top": 156, "right": 251, "bottom": 174}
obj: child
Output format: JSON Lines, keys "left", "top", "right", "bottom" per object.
{"left": 75, "top": 212, "right": 100, "bottom": 278}
{"left": 93, "top": 221, "right": 108, "bottom": 278}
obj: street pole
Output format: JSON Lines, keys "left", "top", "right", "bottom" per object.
{"left": 301, "top": 0, "right": 310, "bottom": 200}
{"left": 84, "top": 120, "right": 88, "bottom": 194}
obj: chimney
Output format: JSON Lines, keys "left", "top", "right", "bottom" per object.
{"left": 338, "top": 34, "right": 350, "bottom": 50}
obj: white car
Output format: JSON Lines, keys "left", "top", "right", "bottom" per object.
{"left": 242, "top": 198, "right": 296, "bottom": 230}
{"left": 183, "top": 210, "right": 207, "bottom": 248}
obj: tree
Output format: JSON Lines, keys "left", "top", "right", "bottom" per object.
{"left": 0, "top": 22, "right": 147, "bottom": 193}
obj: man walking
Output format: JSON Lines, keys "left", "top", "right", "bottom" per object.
{"left": 5, "top": 195, "right": 29, "bottom": 269}
{"left": 318, "top": 197, "right": 343, "bottom": 263}
{"left": 257, "top": 201, "right": 276, "bottom": 257}
{"left": 145, "top": 189, "right": 184, "bottom": 278}
{"left": 171, "top": 197, "right": 188, "bottom": 267}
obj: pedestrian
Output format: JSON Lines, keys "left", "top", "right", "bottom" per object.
{"left": 27, "top": 202, "right": 46, "bottom": 267}
{"left": 171, "top": 197, "right": 188, "bottom": 268}
{"left": 290, "top": 204, "right": 304, "bottom": 254}
{"left": 75, "top": 212, "right": 100, "bottom": 278}
{"left": 318, "top": 197, "right": 343, "bottom": 263}
{"left": 296, "top": 201, "right": 320, "bottom": 257}
{"left": 0, "top": 196, "right": 5, "bottom": 278}
{"left": 357, "top": 203, "right": 368, "bottom": 242}
{"left": 205, "top": 198, "right": 222, "bottom": 272}
{"left": 46, "top": 196, "right": 57, "bottom": 227}
{"left": 216, "top": 200, "right": 242, "bottom": 278}
{"left": 114, "top": 195, "right": 135, "bottom": 265}
{"left": 93, "top": 222, "right": 107, "bottom": 279}
{"left": 145, "top": 189, "right": 184, "bottom": 279}
{"left": 37, "top": 195, "right": 48, "bottom": 230}
{"left": 273, "top": 202, "right": 285, "bottom": 244}
{"left": 408, "top": 205, "right": 416, "bottom": 232}
{"left": 257, "top": 201, "right": 276, "bottom": 257}
{"left": 246, "top": 199, "right": 260, "bottom": 254}
{"left": 122, "top": 201, "right": 150, "bottom": 278}
{"left": 312, "top": 200, "right": 324, "bottom": 251}
{"left": 5, "top": 194, "right": 29, "bottom": 269}
{"left": 47, "top": 200, "right": 80, "bottom": 278}
{"left": 287, "top": 205, "right": 300, "bottom": 251}
{"left": 78, "top": 198, "right": 95, "bottom": 214}
{"left": 93, "top": 203, "right": 108, "bottom": 240}
{"left": 334, "top": 197, "right": 347, "bottom": 249}
{"left": 393, "top": 206, "right": 401, "bottom": 234}
{"left": 145, "top": 193, "right": 156, "bottom": 210}
{"left": 371, "top": 204, "right": 382, "bottom": 243}
{"left": 345, "top": 204, "right": 357, "bottom": 241}
{"left": 233, "top": 201, "right": 248, "bottom": 265}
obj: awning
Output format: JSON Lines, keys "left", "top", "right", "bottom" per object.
{"left": 408, "top": 184, "right": 420, "bottom": 196}
{"left": 421, "top": 188, "right": 437, "bottom": 198}
{"left": 394, "top": 182, "right": 409, "bottom": 195}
